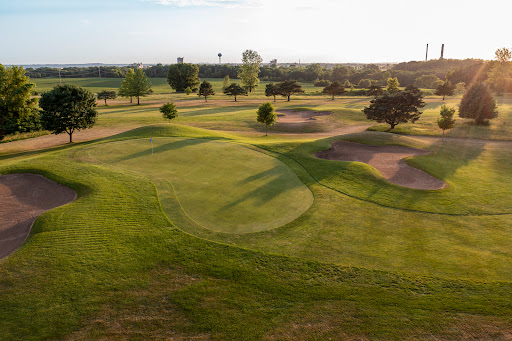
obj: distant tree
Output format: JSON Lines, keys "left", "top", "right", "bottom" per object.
{"left": 39, "top": 84, "right": 97, "bottom": 143}
{"left": 386, "top": 77, "right": 400, "bottom": 93}
{"left": 167, "top": 63, "right": 200, "bottom": 92}
{"left": 435, "top": 81, "right": 455, "bottom": 100}
{"left": 455, "top": 82, "right": 466, "bottom": 95}
{"left": 0, "top": 65, "right": 38, "bottom": 140}
{"left": 198, "top": 80, "right": 215, "bottom": 102}
{"left": 160, "top": 101, "right": 178, "bottom": 121}
{"left": 437, "top": 105, "right": 456, "bottom": 141}
{"left": 222, "top": 75, "right": 230, "bottom": 89}
{"left": 97, "top": 90, "right": 117, "bottom": 106}
{"left": 265, "top": 83, "right": 279, "bottom": 102}
{"left": 184, "top": 87, "right": 192, "bottom": 95}
{"left": 322, "top": 81, "right": 345, "bottom": 100}
{"left": 343, "top": 80, "right": 352, "bottom": 88}
{"left": 414, "top": 74, "right": 441, "bottom": 89}
{"left": 256, "top": 102, "right": 276, "bottom": 136}
{"left": 223, "top": 83, "right": 248, "bottom": 102}
{"left": 332, "top": 65, "right": 351, "bottom": 82}
{"left": 459, "top": 83, "right": 498, "bottom": 125}
{"left": 363, "top": 87, "right": 425, "bottom": 129}
{"left": 130, "top": 69, "right": 152, "bottom": 105}
{"left": 367, "top": 85, "right": 384, "bottom": 97}
{"left": 277, "top": 80, "right": 304, "bottom": 101}
{"left": 119, "top": 68, "right": 135, "bottom": 103}
{"left": 487, "top": 47, "right": 512, "bottom": 95}
{"left": 238, "top": 50, "right": 263, "bottom": 92}
{"left": 358, "top": 79, "right": 372, "bottom": 88}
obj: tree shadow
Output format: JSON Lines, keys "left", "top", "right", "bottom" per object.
{"left": 114, "top": 139, "right": 210, "bottom": 162}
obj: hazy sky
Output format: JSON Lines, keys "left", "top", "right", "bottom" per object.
{"left": 1, "top": 0, "right": 510, "bottom": 64}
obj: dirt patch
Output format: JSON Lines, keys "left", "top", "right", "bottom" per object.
{"left": 0, "top": 173, "right": 76, "bottom": 260}
{"left": 314, "top": 141, "right": 446, "bottom": 190}
{"left": 276, "top": 109, "right": 333, "bottom": 124}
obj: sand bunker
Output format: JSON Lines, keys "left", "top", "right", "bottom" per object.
{"left": 0, "top": 174, "right": 76, "bottom": 260}
{"left": 314, "top": 141, "right": 446, "bottom": 190}
{"left": 276, "top": 110, "right": 332, "bottom": 124}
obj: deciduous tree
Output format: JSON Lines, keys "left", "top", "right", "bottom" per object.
{"left": 265, "top": 83, "right": 279, "bottom": 102}
{"left": 277, "top": 80, "right": 304, "bottom": 101}
{"left": 238, "top": 50, "right": 262, "bottom": 92}
{"left": 487, "top": 48, "right": 512, "bottom": 96}
{"left": 435, "top": 81, "right": 455, "bottom": 100}
{"left": 223, "top": 83, "right": 247, "bottom": 102}
{"left": 198, "top": 81, "right": 215, "bottom": 102}
{"left": 363, "top": 86, "right": 425, "bottom": 129}
{"left": 131, "top": 68, "right": 153, "bottom": 105}
{"left": 167, "top": 63, "right": 200, "bottom": 92}
{"left": 256, "top": 102, "right": 276, "bottom": 136}
{"left": 119, "top": 68, "right": 135, "bottom": 103}
{"left": 0, "top": 65, "right": 38, "bottom": 140}
{"left": 322, "top": 81, "right": 345, "bottom": 100}
{"left": 97, "top": 90, "right": 117, "bottom": 106}
{"left": 459, "top": 83, "right": 498, "bottom": 125}
{"left": 39, "top": 84, "right": 97, "bottom": 143}
{"left": 160, "top": 102, "right": 178, "bottom": 121}
{"left": 437, "top": 105, "right": 456, "bottom": 141}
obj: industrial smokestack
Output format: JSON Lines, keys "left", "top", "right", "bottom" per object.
{"left": 426, "top": 44, "right": 429, "bottom": 61}
{"left": 440, "top": 44, "right": 445, "bottom": 59}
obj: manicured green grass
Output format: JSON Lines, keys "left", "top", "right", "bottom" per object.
{"left": 83, "top": 137, "right": 313, "bottom": 233}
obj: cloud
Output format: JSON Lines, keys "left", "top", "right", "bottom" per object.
{"left": 142, "top": 0, "right": 261, "bottom": 8}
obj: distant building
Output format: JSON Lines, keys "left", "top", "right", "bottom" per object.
{"left": 177, "top": 57, "right": 184, "bottom": 64}
{"left": 270, "top": 59, "right": 277, "bottom": 67}
{"left": 131, "top": 62, "right": 144, "bottom": 69}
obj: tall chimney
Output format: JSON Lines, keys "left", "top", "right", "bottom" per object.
{"left": 426, "top": 44, "right": 429, "bottom": 61}
{"left": 440, "top": 44, "right": 445, "bottom": 59}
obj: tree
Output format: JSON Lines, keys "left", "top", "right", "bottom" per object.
{"left": 39, "top": 84, "right": 97, "bottom": 143}
{"left": 322, "top": 81, "right": 345, "bottom": 100}
{"left": 414, "top": 74, "right": 441, "bottom": 89}
{"left": 256, "top": 102, "right": 276, "bottom": 136}
{"left": 131, "top": 68, "right": 153, "bottom": 105}
{"left": 437, "top": 105, "right": 456, "bottom": 141}
{"left": 97, "top": 90, "right": 117, "bottom": 106}
{"left": 435, "top": 81, "right": 455, "bottom": 100}
{"left": 358, "top": 79, "right": 372, "bottom": 88}
{"left": 487, "top": 48, "right": 512, "bottom": 95}
{"left": 119, "top": 68, "right": 135, "bottom": 103}
{"left": 332, "top": 65, "right": 351, "bottom": 82}
{"left": 363, "top": 86, "right": 426, "bottom": 129}
{"left": 0, "top": 65, "right": 38, "bottom": 140}
{"left": 160, "top": 102, "right": 178, "bottom": 121}
{"left": 277, "top": 80, "right": 304, "bottom": 101}
{"left": 367, "top": 85, "right": 384, "bottom": 96}
{"left": 223, "top": 83, "right": 247, "bottom": 102}
{"left": 386, "top": 77, "right": 400, "bottom": 93}
{"left": 184, "top": 87, "right": 192, "bottom": 95}
{"left": 265, "top": 83, "right": 279, "bottom": 102}
{"left": 198, "top": 80, "right": 215, "bottom": 102}
{"left": 167, "top": 63, "right": 200, "bottom": 92}
{"left": 455, "top": 82, "right": 466, "bottom": 95}
{"left": 223, "top": 75, "right": 230, "bottom": 89}
{"left": 459, "top": 83, "right": 498, "bottom": 125}
{"left": 238, "top": 50, "right": 262, "bottom": 92}
{"left": 343, "top": 80, "right": 352, "bottom": 88}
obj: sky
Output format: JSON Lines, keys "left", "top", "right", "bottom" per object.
{"left": 1, "top": 0, "right": 511, "bottom": 65}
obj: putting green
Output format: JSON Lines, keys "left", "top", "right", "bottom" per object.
{"left": 85, "top": 138, "right": 313, "bottom": 233}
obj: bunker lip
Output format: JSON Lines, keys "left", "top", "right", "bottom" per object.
{"left": 314, "top": 141, "right": 446, "bottom": 190}
{"left": 275, "top": 109, "right": 333, "bottom": 124}
{"left": 0, "top": 173, "right": 76, "bottom": 261}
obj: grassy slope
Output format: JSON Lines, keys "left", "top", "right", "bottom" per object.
{"left": 1, "top": 139, "right": 512, "bottom": 340}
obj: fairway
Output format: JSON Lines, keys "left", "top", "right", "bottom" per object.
{"left": 84, "top": 138, "right": 313, "bottom": 233}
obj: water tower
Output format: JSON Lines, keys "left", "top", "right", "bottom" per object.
{"left": 218, "top": 53, "right": 222, "bottom": 64}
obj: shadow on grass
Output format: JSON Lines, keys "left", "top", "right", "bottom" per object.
{"left": 115, "top": 139, "right": 210, "bottom": 162}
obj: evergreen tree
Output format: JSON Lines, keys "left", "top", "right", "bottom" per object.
{"left": 322, "top": 81, "right": 345, "bottom": 100}
{"left": 223, "top": 83, "right": 247, "bottom": 102}
{"left": 277, "top": 80, "right": 304, "bottom": 101}
{"left": 223, "top": 75, "right": 230, "bottom": 89}
{"left": 386, "top": 77, "right": 400, "bottom": 93}
{"left": 265, "top": 83, "right": 279, "bottom": 102}
{"left": 435, "top": 81, "right": 455, "bottom": 100}
{"left": 459, "top": 83, "right": 498, "bottom": 125}
{"left": 198, "top": 81, "right": 215, "bottom": 102}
